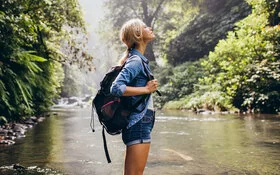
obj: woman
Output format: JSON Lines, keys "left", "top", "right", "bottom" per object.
{"left": 110, "top": 18, "right": 158, "bottom": 175}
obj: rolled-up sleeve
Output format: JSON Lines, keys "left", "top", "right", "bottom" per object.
{"left": 111, "top": 84, "right": 126, "bottom": 97}
{"left": 110, "top": 56, "right": 142, "bottom": 96}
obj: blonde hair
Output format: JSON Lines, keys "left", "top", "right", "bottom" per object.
{"left": 118, "top": 19, "right": 145, "bottom": 65}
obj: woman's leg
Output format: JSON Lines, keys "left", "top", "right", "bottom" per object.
{"left": 124, "top": 143, "right": 150, "bottom": 175}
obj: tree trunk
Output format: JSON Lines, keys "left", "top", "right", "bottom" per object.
{"left": 144, "top": 42, "right": 155, "bottom": 61}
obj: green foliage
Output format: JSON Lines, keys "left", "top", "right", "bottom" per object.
{"left": 197, "top": 0, "right": 280, "bottom": 113}
{"left": 0, "top": 116, "right": 8, "bottom": 125}
{"left": 32, "top": 61, "right": 64, "bottom": 114}
{"left": 158, "top": 0, "right": 279, "bottom": 114}
{"left": 153, "top": 61, "right": 204, "bottom": 108}
{"left": 184, "top": 89, "right": 234, "bottom": 112}
{"left": 162, "top": 100, "right": 186, "bottom": 110}
{"left": 0, "top": 0, "right": 91, "bottom": 121}
{"left": 162, "top": 83, "right": 234, "bottom": 111}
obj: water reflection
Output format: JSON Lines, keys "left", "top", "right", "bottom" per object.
{"left": 0, "top": 108, "right": 279, "bottom": 175}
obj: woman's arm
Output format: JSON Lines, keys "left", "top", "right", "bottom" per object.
{"left": 122, "top": 79, "right": 158, "bottom": 96}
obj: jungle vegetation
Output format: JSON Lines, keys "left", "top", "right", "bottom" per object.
{"left": 159, "top": 0, "right": 280, "bottom": 114}
{"left": 0, "top": 0, "right": 92, "bottom": 123}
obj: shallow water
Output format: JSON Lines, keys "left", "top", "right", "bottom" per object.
{"left": 0, "top": 108, "right": 280, "bottom": 175}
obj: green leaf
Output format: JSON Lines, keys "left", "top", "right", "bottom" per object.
{"left": 0, "top": 116, "right": 8, "bottom": 125}
{"left": 15, "top": 79, "right": 31, "bottom": 109}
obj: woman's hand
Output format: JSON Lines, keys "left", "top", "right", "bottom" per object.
{"left": 145, "top": 79, "right": 158, "bottom": 93}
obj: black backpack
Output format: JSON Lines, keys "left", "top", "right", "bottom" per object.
{"left": 91, "top": 56, "right": 160, "bottom": 163}
{"left": 92, "top": 63, "right": 131, "bottom": 136}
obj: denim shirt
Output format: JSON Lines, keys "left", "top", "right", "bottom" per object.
{"left": 110, "top": 49, "right": 153, "bottom": 128}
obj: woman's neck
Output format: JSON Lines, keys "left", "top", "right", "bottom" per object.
{"left": 135, "top": 43, "right": 147, "bottom": 55}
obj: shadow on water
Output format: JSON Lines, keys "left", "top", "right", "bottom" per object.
{"left": 0, "top": 108, "right": 280, "bottom": 175}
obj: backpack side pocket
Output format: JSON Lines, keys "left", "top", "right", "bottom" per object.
{"left": 101, "top": 98, "right": 120, "bottom": 121}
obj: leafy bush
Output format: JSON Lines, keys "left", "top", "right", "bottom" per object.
{"left": 184, "top": 90, "right": 233, "bottom": 112}
{"left": 162, "top": 85, "right": 234, "bottom": 112}
{"left": 199, "top": 0, "right": 280, "bottom": 113}
{"left": 153, "top": 61, "right": 204, "bottom": 108}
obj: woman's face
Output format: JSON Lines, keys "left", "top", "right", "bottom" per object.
{"left": 141, "top": 24, "right": 155, "bottom": 42}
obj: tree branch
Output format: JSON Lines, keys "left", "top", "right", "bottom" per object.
{"left": 151, "top": 0, "right": 166, "bottom": 22}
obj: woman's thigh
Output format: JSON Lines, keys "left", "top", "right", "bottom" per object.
{"left": 124, "top": 143, "right": 150, "bottom": 175}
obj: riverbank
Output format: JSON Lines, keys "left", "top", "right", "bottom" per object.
{"left": 0, "top": 116, "right": 47, "bottom": 145}
{"left": 162, "top": 100, "right": 280, "bottom": 116}
{"left": 0, "top": 95, "right": 92, "bottom": 146}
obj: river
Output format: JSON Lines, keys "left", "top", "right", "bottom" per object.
{"left": 0, "top": 108, "right": 280, "bottom": 175}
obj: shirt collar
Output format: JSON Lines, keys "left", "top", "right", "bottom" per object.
{"left": 129, "top": 49, "right": 149, "bottom": 64}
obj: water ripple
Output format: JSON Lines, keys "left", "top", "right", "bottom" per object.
{"left": 156, "top": 116, "right": 226, "bottom": 122}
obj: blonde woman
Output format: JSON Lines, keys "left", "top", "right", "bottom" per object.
{"left": 110, "top": 19, "right": 158, "bottom": 175}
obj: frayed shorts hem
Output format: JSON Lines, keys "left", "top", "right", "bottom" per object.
{"left": 125, "top": 139, "right": 151, "bottom": 147}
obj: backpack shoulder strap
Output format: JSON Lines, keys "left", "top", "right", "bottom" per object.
{"left": 141, "top": 60, "right": 152, "bottom": 80}
{"left": 141, "top": 61, "right": 162, "bottom": 96}
{"left": 129, "top": 49, "right": 161, "bottom": 96}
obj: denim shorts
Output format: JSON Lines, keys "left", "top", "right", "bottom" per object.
{"left": 122, "top": 109, "right": 155, "bottom": 146}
